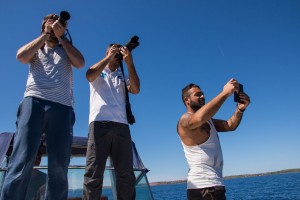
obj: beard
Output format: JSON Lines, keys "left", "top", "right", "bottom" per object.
{"left": 47, "top": 35, "right": 59, "bottom": 43}
{"left": 190, "top": 99, "right": 205, "bottom": 112}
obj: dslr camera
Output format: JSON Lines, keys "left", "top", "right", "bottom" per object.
{"left": 59, "top": 11, "right": 71, "bottom": 27}
{"left": 115, "top": 36, "right": 140, "bottom": 60}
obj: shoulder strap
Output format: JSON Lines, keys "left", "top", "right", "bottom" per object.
{"left": 119, "top": 62, "right": 135, "bottom": 124}
{"left": 119, "top": 62, "right": 130, "bottom": 103}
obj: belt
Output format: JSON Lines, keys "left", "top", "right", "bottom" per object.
{"left": 202, "top": 186, "right": 225, "bottom": 194}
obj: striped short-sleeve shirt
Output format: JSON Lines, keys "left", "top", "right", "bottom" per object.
{"left": 24, "top": 45, "right": 74, "bottom": 107}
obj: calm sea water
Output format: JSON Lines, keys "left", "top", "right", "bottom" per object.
{"left": 68, "top": 172, "right": 300, "bottom": 199}
{"left": 151, "top": 172, "right": 300, "bottom": 200}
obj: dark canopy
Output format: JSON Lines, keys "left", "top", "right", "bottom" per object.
{"left": 0, "top": 132, "right": 146, "bottom": 170}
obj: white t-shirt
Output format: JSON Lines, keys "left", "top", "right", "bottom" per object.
{"left": 89, "top": 66, "right": 129, "bottom": 125}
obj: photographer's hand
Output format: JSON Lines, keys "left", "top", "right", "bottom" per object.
{"left": 44, "top": 20, "right": 53, "bottom": 36}
{"left": 107, "top": 45, "right": 120, "bottom": 61}
{"left": 50, "top": 20, "right": 85, "bottom": 69}
{"left": 52, "top": 20, "right": 66, "bottom": 38}
{"left": 120, "top": 47, "right": 133, "bottom": 65}
{"left": 120, "top": 47, "right": 140, "bottom": 94}
{"left": 237, "top": 92, "right": 250, "bottom": 111}
{"left": 222, "top": 78, "right": 239, "bottom": 97}
{"left": 209, "top": 80, "right": 248, "bottom": 132}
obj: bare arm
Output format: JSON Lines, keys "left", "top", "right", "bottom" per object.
{"left": 178, "top": 112, "right": 213, "bottom": 146}
{"left": 186, "top": 79, "right": 238, "bottom": 130}
{"left": 86, "top": 46, "right": 119, "bottom": 82}
{"left": 213, "top": 92, "right": 251, "bottom": 132}
{"left": 16, "top": 34, "right": 49, "bottom": 64}
{"left": 52, "top": 21, "right": 85, "bottom": 69}
{"left": 121, "top": 47, "right": 140, "bottom": 94}
{"left": 86, "top": 56, "right": 110, "bottom": 82}
{"left": 212, "top": 109, "right": 243, "bottom": 132}
{"left": 58, "top": 38, "right": 85, "bottom": 69}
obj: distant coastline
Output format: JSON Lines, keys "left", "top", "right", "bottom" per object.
{"left": 150, "top": 168, "right": 300, "bottom": 186}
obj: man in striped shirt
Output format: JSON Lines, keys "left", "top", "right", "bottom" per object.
{"left": 0, "top": 13, "right": 85, "bottom": 200}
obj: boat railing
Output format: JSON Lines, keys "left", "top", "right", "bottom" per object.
{"left": 0, "top": 165, "right": 154, "bottom": 200}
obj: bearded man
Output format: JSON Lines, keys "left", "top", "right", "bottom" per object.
{"left": 177, "top": 79, "right": 250, "bottom": 200}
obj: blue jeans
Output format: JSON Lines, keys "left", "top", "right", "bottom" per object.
{"left": 0, "top": 97, "right": 75, "bottom": 200}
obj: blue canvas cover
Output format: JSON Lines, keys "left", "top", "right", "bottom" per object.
{"left": 0, "top": 132, "right": 14, "bottom": 165}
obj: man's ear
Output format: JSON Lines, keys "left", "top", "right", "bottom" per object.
{"left": 184, "top": 97, "right": 189, "bottom": 106}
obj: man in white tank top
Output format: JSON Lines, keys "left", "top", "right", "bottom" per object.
{"left": 177, "top": 79, "right": 250, "bottom": 200}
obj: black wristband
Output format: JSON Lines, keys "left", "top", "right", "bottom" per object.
{"left": 60, "top": 35, "right": 67, "bottom": 41}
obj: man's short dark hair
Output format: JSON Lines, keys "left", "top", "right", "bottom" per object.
{"left": 181, "top": 83, "right": 200, "bottom": 106}
{"left": 107, "top": 43, "right": 122, "bottom": 52}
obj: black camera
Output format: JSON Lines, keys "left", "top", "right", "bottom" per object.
{"left": 234, "top": 84, "right": 244, "bottom": 103}
{"left": 115, "top": 36, "right": 140, "bottom": 60}
{"left": 59, "top": 11, "right": 71, "bottom": 27}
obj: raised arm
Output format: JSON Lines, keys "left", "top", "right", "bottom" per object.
{"left": 185, "top": 79, "right": 238, "bottom": 130}
{"left": 121, "top": 47, "right": 140, "bottom": 94}
{"left": 58, "top": 38, "right": 85, "bottom": 69}
{"left": 16, "top": 19, "right": 54, "bottom": 64}
{"left": 86, "top": 56, "right": 110, "bottom": 82}
{"left": 86, "top": 45, "right": 119, "bottom": 82}
{"left": 16, "top": 34, "right": 48, "bottom": 64}
{"left": 52, "top": 21, "right": 85, "bottom": 69}
{"left": 213, "top": 91, "right": 250, "bottom": 132}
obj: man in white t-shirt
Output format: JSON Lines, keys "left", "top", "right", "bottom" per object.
{"left": 177, "top": 79, "right": 250, "bottom": 200}
{"left": 83, "top": 43, "right": 140, "bottom": 200}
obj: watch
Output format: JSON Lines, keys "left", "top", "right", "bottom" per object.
{"left": 60, "top": 35, "right": 67, "bottom": 41}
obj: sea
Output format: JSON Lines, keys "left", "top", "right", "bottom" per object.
{"left": 67, "top": 172, "right": 300, "bottom": 199}
{"left": 151, "top": 172, "right": 300, "bottom": 200}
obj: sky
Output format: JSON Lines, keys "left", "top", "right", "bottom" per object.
{"left": 0, "top": 0, "right": 299, "bottom": 183}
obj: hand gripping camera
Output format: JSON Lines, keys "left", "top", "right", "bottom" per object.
{"left": 115, "top": 36, "right": 140, "bottom": 60}
{"left": 59, "top": 11, "right": 70, "bottom": 27}
{"left": 58, "top": 11, "right": 73, "bottom": 44}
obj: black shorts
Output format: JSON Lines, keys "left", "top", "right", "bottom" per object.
{"left": 187, "top": 186, "right": 226, "bottom": 200}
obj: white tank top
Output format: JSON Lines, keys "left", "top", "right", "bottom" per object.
{"left": 181, "top": 120, "right": 224, "bottom": 189}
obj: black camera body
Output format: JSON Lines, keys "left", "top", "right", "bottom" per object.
{"left": 116, "top": 36, "right": 139, "bottom": 60}
{"left": 59, "top": 11, "right": 70, "bottom": 27}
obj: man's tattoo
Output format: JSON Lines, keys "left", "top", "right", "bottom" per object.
{"left": 181, "top": 113, "right": 192, "bottom": 128}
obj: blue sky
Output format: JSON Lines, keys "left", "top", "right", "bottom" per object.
{"left": 0, "top": 0, "right": 299, "bottom": 183}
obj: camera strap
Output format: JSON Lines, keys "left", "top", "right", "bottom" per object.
{"left": 119, "top": 62, "right": 135, "bottom": 125}
{"left": 65, "top": 29, "right": 72, "bottom": 44}
{"left": 119, "top": 62, "right": 130, "bottom": 104}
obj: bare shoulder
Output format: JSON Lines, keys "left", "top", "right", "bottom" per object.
{"left": 179, "top": 113, "right": 211, "bottom": 146}
{"left": 178, "top": 113, "right": 190, "bottom": 137}
{"left": 179, "top": 113, "right": 192, "bottom": 129}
